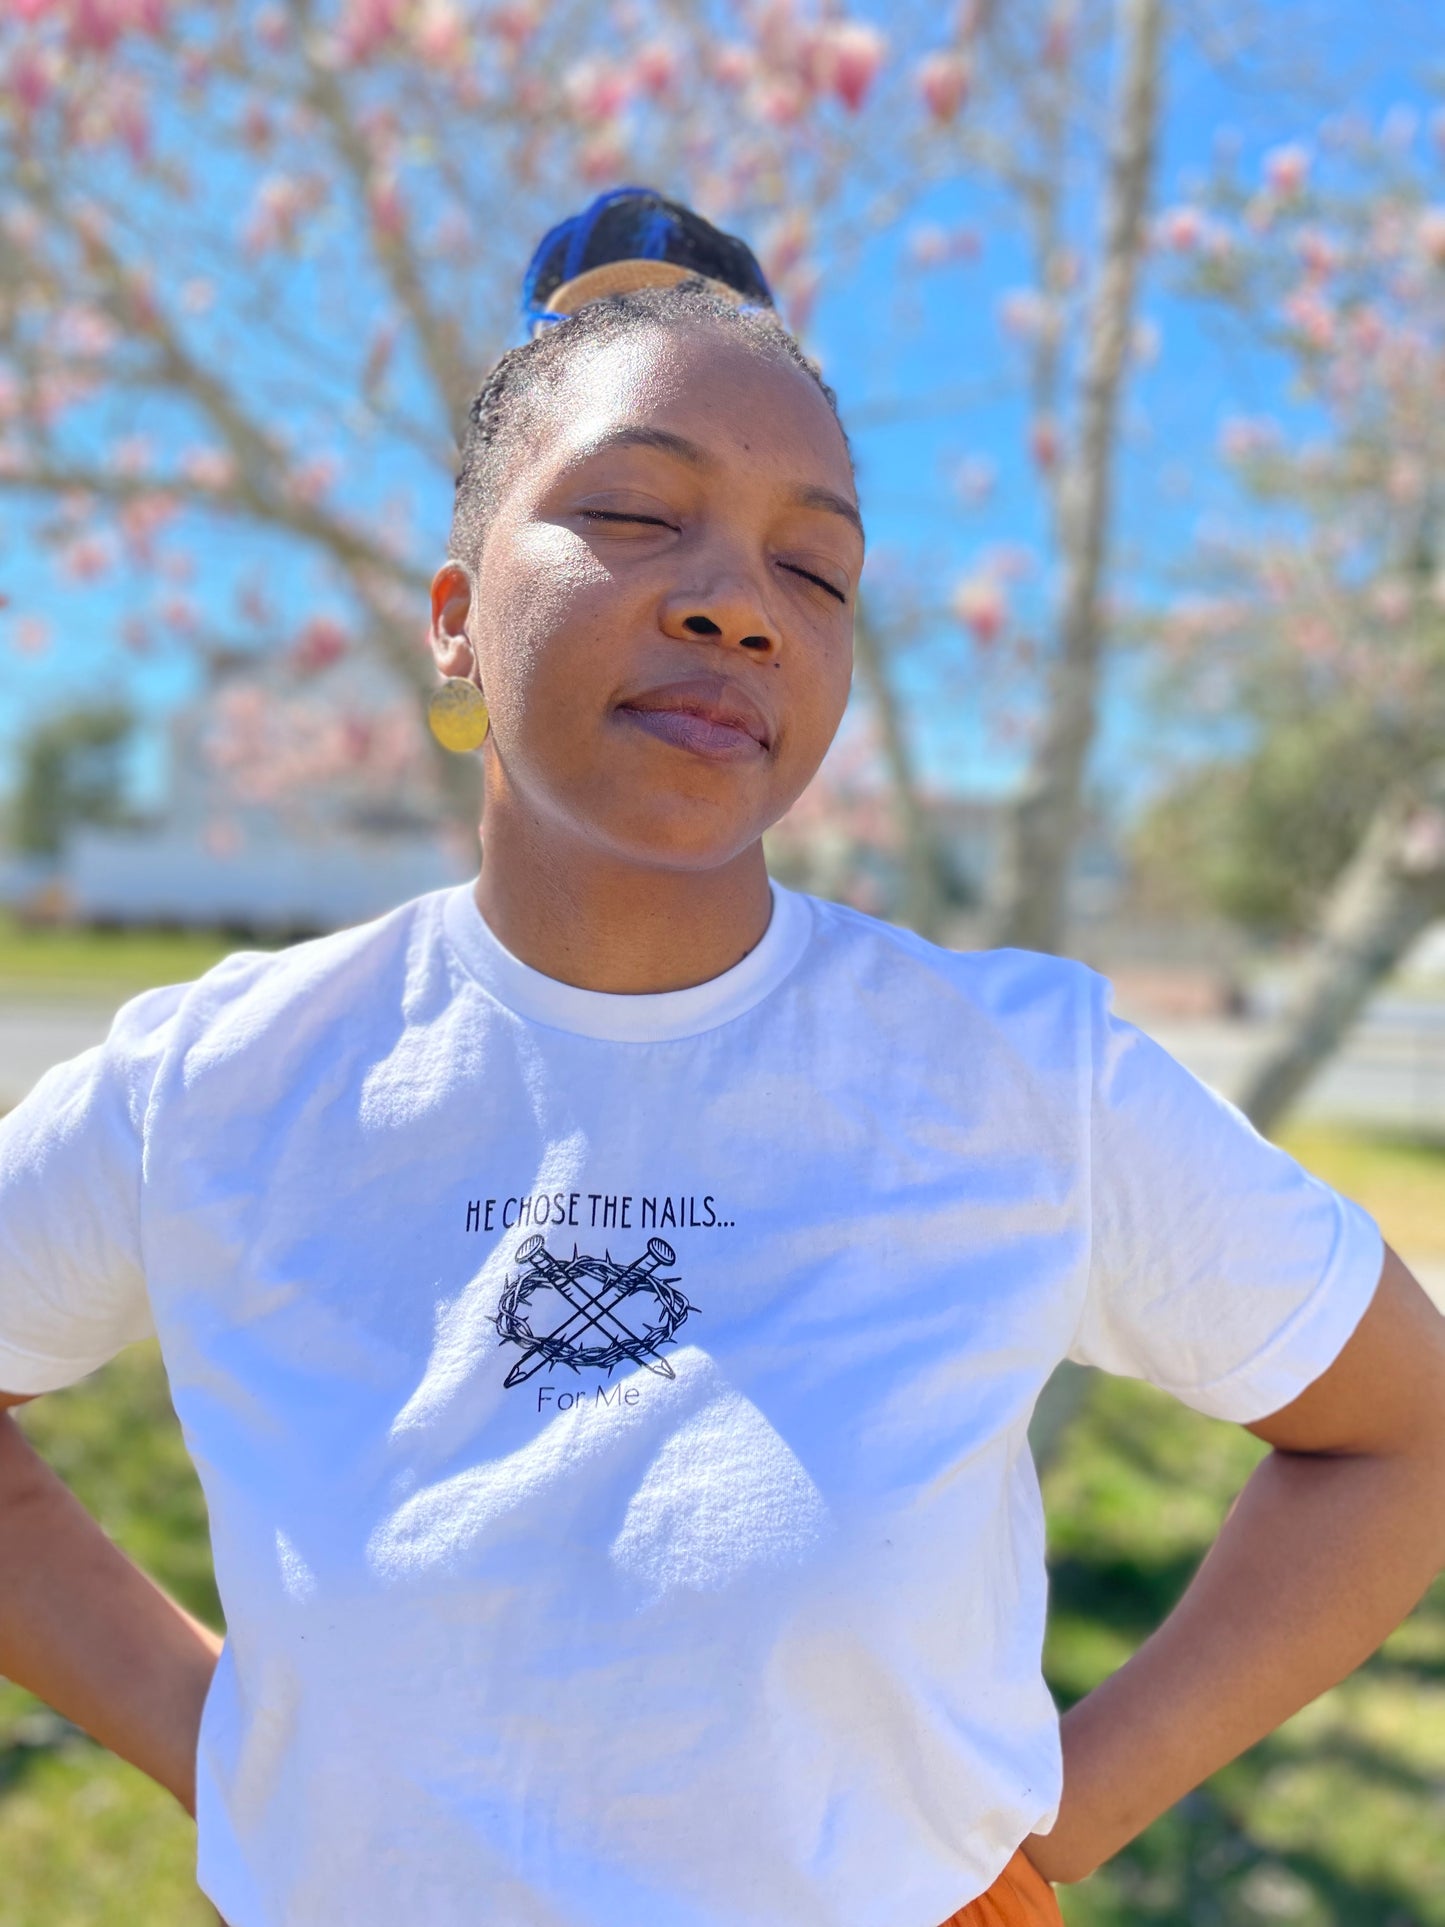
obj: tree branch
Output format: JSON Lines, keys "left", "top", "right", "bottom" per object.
{"left": 991, "top": 0, "right": 1165, "bottom": 953}
{"left": 296, "top": 0, "right": 472, "bottom": 432}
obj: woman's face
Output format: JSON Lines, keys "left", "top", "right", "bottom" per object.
{"left": 430, "top": 322, "right": 863, "bottom": 873}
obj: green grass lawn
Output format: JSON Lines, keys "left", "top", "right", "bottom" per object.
{"left": 0, "top": 914, "right": 257, "bottom": 1003}
{"left": 1, "top": 1117, "right": 1442, "bottom": 1923}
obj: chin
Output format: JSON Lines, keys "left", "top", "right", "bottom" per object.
{"left": 588, "top": 798, "right": 769, "bottom": 874}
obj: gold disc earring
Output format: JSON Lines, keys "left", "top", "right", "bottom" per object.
{"left": 427, "top": 677, "right": 490, "bottom": 753}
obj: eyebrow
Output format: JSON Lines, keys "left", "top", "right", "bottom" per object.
{"left": 567, "top": 425, "right": 865, "bottom": 540}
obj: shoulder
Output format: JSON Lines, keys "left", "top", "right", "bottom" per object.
{"left": 795, "top": 890, "right": 1105, "bottom": 1034}
{"left": 146, "top": 885, "right": 460, "bottom": 1081}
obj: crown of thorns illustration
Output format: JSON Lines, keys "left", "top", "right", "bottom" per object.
{"left": 496, "top": 1235, "right": 696, "bottom": 1387}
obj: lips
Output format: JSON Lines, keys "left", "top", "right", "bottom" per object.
{"left": 616, "top": 675, "right": 773, "bottom": 761}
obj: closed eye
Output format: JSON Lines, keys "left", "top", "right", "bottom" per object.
{"left": 781, "top": 562, "right": 848, "bottom": 604}
{"left": 580, "top": 509, "right": 677, "bottom": 530}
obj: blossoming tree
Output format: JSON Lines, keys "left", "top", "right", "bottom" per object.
{"left": 0, "top": 0, "right": 916, "bottom": 841}
{"left": 1154, "top": 113, "right": 1445, "bottom": 1127}
{"left": 2, "top": 0, "right": 1176, "bottom": 956}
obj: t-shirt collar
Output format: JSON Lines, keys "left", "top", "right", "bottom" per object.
{"left": 442, "top": 877, "right": 812, "bottom": 1042}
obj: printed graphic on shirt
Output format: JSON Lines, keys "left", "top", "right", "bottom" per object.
{"left": 495, "top": 1234, "right": 698, "bottom": 1388}
{"left": 466, "top": 1191, "right": 734, "bottom": 1233}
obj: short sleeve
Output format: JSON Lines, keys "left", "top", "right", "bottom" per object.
{"left": 1068, "top": 970, "right": 1386, "bottom": 1423}
{"left": 0, "top": 983, "right": 186, "bottom": 1395}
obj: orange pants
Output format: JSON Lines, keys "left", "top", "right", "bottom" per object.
{"left": 939, "top": 1845, "right": 1063, "bottom": 1926}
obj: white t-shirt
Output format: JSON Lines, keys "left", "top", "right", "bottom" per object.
{"left": 0, "top": 882, "right": 1382, "bottom": 1927}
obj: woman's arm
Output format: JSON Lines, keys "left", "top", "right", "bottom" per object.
{"left": 1026, "top": 1243, "right": 1445, "bottom": 1884}
{"left": 0, "top": 1395, "right": 222, "bottom": 1818}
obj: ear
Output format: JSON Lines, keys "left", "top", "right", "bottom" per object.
{"left": 429, "top": 562, "right": 475, "bottom": 678}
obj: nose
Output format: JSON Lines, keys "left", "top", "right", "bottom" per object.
{"left": 659, "top": 569, "right": 781, "bottom": 658}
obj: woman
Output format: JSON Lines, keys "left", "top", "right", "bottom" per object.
{"left": 2, "top": 188, "right": 1443, "bottom": 1927}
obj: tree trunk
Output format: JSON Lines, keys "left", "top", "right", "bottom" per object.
{"left": 990, "top": 0, "right": 1165, "bottom": 954}
{"left": 1239, "top": 762, "right": 1445, "bottom": 1136}
{"left": 852, "top": 598, "right": 949, "bottom": 941}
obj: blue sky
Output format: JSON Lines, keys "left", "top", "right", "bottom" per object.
{"left": 1, "top": 1, "right": 1440, "bottom": 820}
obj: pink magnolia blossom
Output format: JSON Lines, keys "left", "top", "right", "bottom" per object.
{"left": 1155, "top": 205, "right": 1204, "bottom": 252}
{"left": 1347, "top": 306, "right": 1386, "bottom": 355}
{"left": 431, "top": 205, "right": 473, "bottom": 257}
{"left": 951, "top": 572, "right": 1007, "bottom": 646}
{"left": 578, "top": 130, "right": 628, "bottom": 185}
{"left": 1041, "top": 5, "right": 1073, "bottom": 69}
{"left": 111, "top": 434, "right": 154, "bottom": 474}
{"left": 998, "top": 287, "right": 1058, "bottom": 342}
{"left": 1028, "top": 414, "right": 1061, "bottom": 471}
{"left": 336, "top": 0, "right": 405, "bottom": 66}
{"left": 1294, "top": 226, "right": 1340, "bottom": 278}
{"left": 813, "top": 21, "right": 886, "bottom": 113}
{"left": 367, "top": 171, "right": 405, "bottom": 240}
{"left": 488, "top": 2, "right": 539, "bottom": 49}
{"left": 255, "top": 5, "right": 288, "bottom": 50}
{"left": 908, "top": 223, "right": 951, "bottom": 268}
{"left": 285, "top": 456, "right": 340, "bottom": 506}
{"left": 413, "top": 0, "right": 467, "bottom": 66}
{"left": 563, "top": 56, "right": 631, "bottom": 122}
{"left": 113, "top": 76, "right": 152, "bottom": 161}
{"left": 61, "top": 534, "right": 114, "bottom": 582}
{"left": 245, "top": 172, "right": 325, "bottom": 254}
{"left": 1263, "top": 142, "right": 1311, "bottom": 199}
{"left": 119, "top": 491, "right": 177, "bottom": 555}
{"left": 241, "top": 100, "right": 273, "bottom": 150}
{"left": 292, "top": 614, "right": 350, "bottom": 674}
{"left": 14, "top": 615, "right": 52, "bottom": 656}
{"left": 633, "top": 41, "right": 679, "bottom": 99}
{"left": 160, "top": 592, "right": 198, "bottom": 633}
{"left": 915, "top": 49, "right": 970, "bottom": 123}
{"left": 67, "top": 0, "right": 127, "bottom": 56}
{"left": 711, "top": 43, "right": 754, "bottom": 87}
{"left": 751, "top": 77, "right": 806, "bottom": 127}
{"left": 1218, "top": 415, "right": 1280, "bottom": 461}
{"left": 7, "top": 44, "right": 56, "bottom": 115}
{"left": 180, "top": 445, "right": 237, "bottom": 490}
{"left": 56, "top": 304, "right": 118, "bottom": 358}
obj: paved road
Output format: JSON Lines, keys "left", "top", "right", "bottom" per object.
{"left": 0, "top": 1002, "right": 116, "bottom": 1110}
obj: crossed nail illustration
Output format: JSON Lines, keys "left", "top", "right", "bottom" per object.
{"left": 496, "top": 1235, "right": 696, "bottom": 1387}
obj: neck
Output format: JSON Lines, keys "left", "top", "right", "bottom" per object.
{"left": 472, "top": 795, "right": 774, "bottom": 997}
